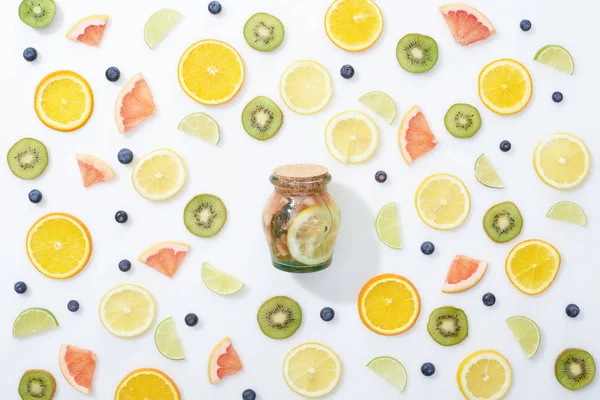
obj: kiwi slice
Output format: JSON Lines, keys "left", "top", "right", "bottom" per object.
{"left": 555, "top": 348, "right": 596, "bottom": 390}
{"left": 242, "top": 96, "right": 283, "bottom": 140}
{"left": 257, "top": 296, "right": 302, "bottom": 339}
{"left": 427, "top": 306, "right": 468, "bottom": 346}
{"left": 483, "top": 201, "right": 523, "bottom": 243}
{"left": 396, "top": 33, "right": 439, "bottom": 73}
{"left": 184, "top": 194, "right": 227, "bottom": 238}
{"left": 19, "top": 0, "right": 56, "bottom": 28}
{"left": 7, "top": 138, "right": 49, "bottom": 180}
{"left": 244, "top": 12, "right": 285, "bottom": 52}
{"left": 19, "top": 370, "right": 56, "bottom": 400}
{"left": 444, "top": 104, "right": 482, "bottom": 138}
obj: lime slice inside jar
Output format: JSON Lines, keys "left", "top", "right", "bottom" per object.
{"left": 286, "top": 206, "right": 334, "bottom": 266}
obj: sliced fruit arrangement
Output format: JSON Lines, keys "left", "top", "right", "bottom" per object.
{"left": 19, "top": 370, "right": 56, "bottom": 400}
{"left": 427, "top": 306, "right": 468, "bottom": 346}
{"left": 138, "top": 241, "right": 190, "bottom": 278}
{"left": 457, "top": 350, "right": 512, "bottom": 400}
{"left": 144, "top": 8, "right": 181, "bottom": 49}
{"left": 506, "top": 316, "right": 540, "bottom": 359}
{"left": 115, "top": 73, "right": 156, "bottom": 133}
{"left": 7, "top": 137, "right": 48, "bottom": 180}
{"left": 242, "top": 96, "right": 284, "bottom": 140}
{"left": 358, "top": 91, "right": 396, "bottom": 124}
{"left": 244, "top": 12, "right": 285, "bottom": 52}
{"left": 202, "top": 262, "right": 244, "bottom": 295}
{"left": 178, "top": 112, "right": 220, "bottom": 144}
{"left": 66, "top": 15, "right": 109, "bottom": 47}
{"left": 26, "top": 213, "right": 92, "bottom": 279}
{"left": 396, "top": 33, "right": 438, "bottom": 73}
{"left": 59, "top": 344, "right": 97, "bottom": 395}
{"left": 483, "top": 202, "right": 523, "bottom": 243}
{"left": 415, "top": 173, "right": 470, "bottom": 230}
{"left": 474, "top": 154, "right": 504, "bottom": 188}
{"left": 257, "top": 296, "right": 302, "bottom": 339}
{"left": 398, "top": 106, "right": 438, "bottom": 164}
{"left": 99, "top": 284, "right": 156, "bottom": 338}
{"left": 155, "top": 317, "right": 185, "bottom": 360}
{"left": 442, "top": 255, "right": 487, "bottom": 293}
{"left": 367, "top": 356, "right": 407, "bottom": 393}
{"left": 440, "top": 4, "right": 495, "bottom": 46}
{"left": 478, "top": 58, "right": 532, "bottom": 115}
{"left": 19, "top": 0, "right": 56, "bottom": 28}
{"left": 208, "top": 337, "right": 243, "bottom": 384}
{"left": 546, "top": 201, "right": 586, "bottom": 226}
{"left": 35, "top": 70, "right": 94, "bottom": 132}
{"left": 283, "top": 342, "right": 342, "bottom": 398}
{"left": 505, "top": 239, "right": 561, "bottom": 295}
{"left": 325, "top": 110, "right": 379, "bottom": 164}
{"left": 132, "top": 149, "right": 186, "bottom": 201}
{"left": 534, "top": 44, "right": 574, "bottom": 75}
{"left": 13, "top": 307, "right": 58, "bottom": 338}
{"left": 533, "top": 133, "right": 591, "bottom": 190}
{"left": 555, "top": 348, "right": 596, "bottom": 390}
{"left": 76, "top": 154, "right": 115, "bottom": 188}
{"left": 324, "top": 0, "right": 383, "bottom": 52}
{"left": 280, "top": 60, "right": 332, "bottom": 114}
{"left": 115, "top": 368, "right": 180, "bottom": 400}
{"left": 184, "top": 194, "right": 227, "bottom": 237}
{"left": 178, "top": 39, "right": 245, "bottom": 105}
{"left": 444, "top": 103, "right": 481, "bottom": 138}
{"left": 375, "top": 202, "right": 402, "bottom": 249}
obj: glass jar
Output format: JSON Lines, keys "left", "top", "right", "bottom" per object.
{"left": 263, "top": 164, "right": 341, "bottom": 273}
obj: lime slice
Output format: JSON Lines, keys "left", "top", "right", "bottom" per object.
{"left": 546, "top": 201, "right": 586, "bottom": 226}
{"left": 474, "top": 154, "right": 504, "bottom": 188}
{"left": 367, "top": 356, "right": 407, "bottom": 392}
{"left": 201, "top": 262, "right": 244, "bottom": 295}
{"left": 506, "top": 316, "right": 541, "bottom": 358}
{"left": 534, "top": 44, "right": 574, "bottom": 75}
{"left": 178, "top": 112, "right": 220, "bottom": 145}
{"left": 375, "top": 203, "right": 402, "bottom": 249}
{"left": 144, "top": 9, "right": 182, "bottom": 49}
{"left": 13, "top": 308, "right": 59, "bottom": 338}
{"left": 154, "top": 317, "right": 185, "bottom": 360}
{"left": 359, "top": 91, "right": 397, "bottom": 124}
{"left": 287, "top": 206, "right": 335, "bottom": 265}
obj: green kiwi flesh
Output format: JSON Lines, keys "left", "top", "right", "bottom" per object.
{"left": 483, "top": 202, "right": 523, "bottom": 243}
{"left": 7, "top": 138, "right": 49, "bottom": 180}
{"left": 444, "top": 103, "right": 482, "bottom": 138}
{"left": 242, "top": 96, "right": 283, "bottom": 140}
{"left": 19, "top": 0, "right": 56, "bottom": 28}
{"left": 244, "top": 12, "right": 284, "bottom": 52}
{"left": 184, "top": 194, "right": 227, "bottom": 238}
{"left": 19, "top": 370, "right": 56, "bottom": 400}
{"left": 396, "top": 33, "right": 439, "bottom": 73}
{"left": 555, "top": 348, "right": 596, "bottom": 390}
{"left": 427, "top": 306, "right": 468, "bottom": 346}
{"left": 257, "top": 296, "right": 302, "bottom": 339}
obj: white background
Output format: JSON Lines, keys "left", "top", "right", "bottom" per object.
{"left": 0, "top": 0, "right": 598, "bottom": 398}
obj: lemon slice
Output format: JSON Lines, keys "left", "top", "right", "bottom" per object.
{"left": 325, "top": 110, "right": 379, "bottom": 164}
{"left": 457, "top": 350, "right": 512, "bottom": 400}
{"left": 546, "top": 201, "right": 586, "bottom": 226}
{"left": 283, "top": 342, "right": 342, "bottom": 398}
{"left": 155, "top": 317, "right": 185, "bottom": 360}
{"left": 13, "top": 308, "right": 59, "bottom": 338}
{"left": 132, "top": 149, "right": 186, "bottom": 201}
{"left": 144, "top": 9, "right": 181, "bottom": 49}
{"left": 280, "top": 60, "right": 332, "bottom": 114}
{"left": 478, "top": 59, "right": 532, "bottom": 115}
{"left": 359, "top": 91, "right": 396, "bottom": 124}
{"left": 415, "top": 173, "right": 471, "bottom": 230}
{"left": 99, "top": 284, "right": 156, "bottom": 338}
{"left": 506, "top": 316, "right": 541, "bottom": 359}
{"left": 178, "top": 112, "right": 219, "bottom": 144}
{"left": 324, "top": 0, "right": 383, "bottom": 52}
{"left": 287, "top": 206, "right": 335, "bottom": 266}
{"left": 505, "top": 239, "right": 561, "bottom": 295}
{"left": 533, "top": 133, "right": 590, "bottom": 190}
{"left": 534, "top": 44, "right": 574, "bottom": 75}
{"left": 367, "top": 356, "right": 407, "bottom": 392}
{"left": 474, "top": 154, "right": 504, "bottom": 188}
{"left": 375, "top": 203, "right": 401, "bottom": 249}
{"left": 201, "top": 262, "right": 244, "bottom": 295}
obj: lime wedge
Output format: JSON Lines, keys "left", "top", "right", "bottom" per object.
{"left": 546, "top": 201, "right": 586, "bottom": 226}
{"left": 474, "top": 154, "right": 504, "bottom": 188}
{"left": 376, "top": 203, "right": 402, "bottom": 249}
{"left": 367, "top": 356, "right": 407, "bottom": 392}
{"left": 178, "top": 112, "right": 220, "bottom": 144}
{"left": 201, "top": 262, "right": 244, "bottom": 295}
{"left": 144, "top": 9, "right": 182, "bottom": 49}
{"left": 359, "top": 91, "right": 397, "bottom": 124}
{"left": 13, "top": 308, "right": 58, "bottom": 338}
{"left": 534, "top": 44, "right": 574, "bottom": 75}
{"left": 506, "top": 316, "right": 541, "bottom": 359}
{"left": 155, "top": 317, "right": 185, "bottom": 360}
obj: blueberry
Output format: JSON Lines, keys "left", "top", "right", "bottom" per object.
{"left": 320, "top": 307, "right": 335, "bottom": 322}
{"left": 28, "top": 189, "right": 42, "bottom": 203}
{"left": 115, "top": 210, "right": 128, "bottom": 224}
{"left": 482, "top": 292, "right": 496, "bottom": 306}
{"left": 119, "top": 259, "right": 131, "bottom": 272}
{"left": 105, "top": 67, "right": 120, "bottom": 82}
{"left": 14, "top": 281, "right": 27, "bottom": 294}
{"left": 208, "top": 1, "right": 222, "bottom": 14}
{"left": 420, "top": 241, "right": 435, "bottom": 255}
{"left": 185, "top": 313, "right": 199, "bottom": 327}
{"left": 499, "top": 140, "right": 511, "bottom": 152}
{"left": 23, "top": 47, "right": 37, "bottom": 62}
{"left": 566, "top": 304, "right": 580, "bottom": 318}
{"left": 374, "top": 170, "right": 387, "bottom": 183}
{"left": 421, "top": 362, "right": 435, "bottom": 377}
{"left": 340, "top": 64, "right": 355, "bottom": 79}
{"left": 520, "top": 19, "right": 532, "bottom": 31}
{"left": 552, "top": 91, "right": 563, "bottom": 103}
{"left": 67, "top": 300, "right": 80, "bottom": 312}
{"left": 242, "top": 389, "right": 257, "bottom": 400}
{"left": 117, "top": 148, "right": 133, "bottom": 164}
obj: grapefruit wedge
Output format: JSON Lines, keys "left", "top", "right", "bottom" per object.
{"left": 398, "top": 106, "right": 438, "bottom": 164}
{"left": 208, "top": 337, "right": 243, "bottom": 384}
{"left": 76, "top": 154, "right": 115, "bottom": 188}
{"left": 66, "top": 15, "right": 109, "bottom": 47}
{"left": 139, "top": 242, "right": 190, "bottom": 278}
{"left": 115, "top": 73, "right": 156, "bottom": 134}
{"left": 59, "top": 344, "right": 97, "bottom": 395}
{"left": 440, "top": 5, "right": 495, "bottom": 46}
{"left": 442, "top": 255, "right": 487, "bottom": 293}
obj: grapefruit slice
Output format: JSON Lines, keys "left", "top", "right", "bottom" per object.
{"left": 66, "top": 15, "right": 109, "bottom": 47}
{"left": 115, "top": 73, "right": 156, "bottom": 134}
{"left": 59, "top": 344, "right": 97, "bottom": 395}
{"left": 76, "top": 154, "right": 115, "bottom": 188}
{"left": 139, "top": 242, "right": 190, "bottom": 278}
{"left": 442, "top": 255, "right": 487, "bottom": 293}
{"left": 208, "top": 337, "right": 243, "bottom": 384}
{"left": 440, "top": 5, "right": 495, "bottom": 46}
{"left": 398, "top": 106, "right": 438, "bottom": 164}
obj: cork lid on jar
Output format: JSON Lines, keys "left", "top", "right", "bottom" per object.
{"left": 273, "top": 164, "right": 329, "bottom": 182}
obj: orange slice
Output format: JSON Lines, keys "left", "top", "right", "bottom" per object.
{"left": 442, "top": 255, "right": 487, "bottom": 293}
{"left": 324, "top": 0, "right": 384, "bottom": 52}
{"left": 75, "top": 154, "right": 114, "bottom": 188}
{"left": 398, "top": 105, "right": 438, "bottom": 164}
{"left": 66, "top": 15, "right": 109, "bottom": 47}
{"left": 59, "top": 344, "right": 96, "bottom": 395}
{"left": 478, "top": 59, "right": 532, "bottom": 115}
{"left": 208, "top": 337, "right": 243, "bottom": 384}
{"left": 440, "top": 5, "right": 495, "bottom": 46}
{"left": 115, "top": 368, "right": 180, "bottom": 400}
{"left": 115, "top": 73, "right": 156, "bottom": 133}
{"left": 139, "top": 242, "right": 190, "bottom": 278}
{"left": 505, "top": 239, "right": 561, "bottom": 295}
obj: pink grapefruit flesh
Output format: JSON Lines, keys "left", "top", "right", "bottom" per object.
{"left": 115, "top": 73, "right": 156, "bottom": 134}
{"left": 76, "top": 154, "right": 115, "bottom": 188}
{"left": 59, "top": 344, "right": 97, "bottom": 395}
{"left": 440, "top": 5, "right": 495, "bottom": 46}
{"left": 66, "top": 15, "right": 109, "bottom": 47}
{"left": 398, "top": 106, "right": 438, "bottom": 164}
{"left": 442, "top": 255, "right": 488, "bottom": 293}
{"left": 208, "top": 337, "right": 243, "bottom": 384}
{"left": 138, "top": 242, "right": 190, "bottom": 278}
